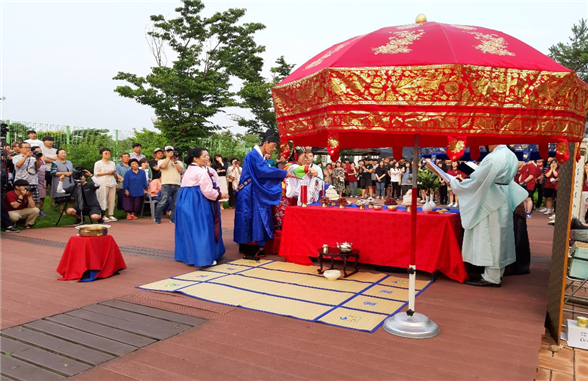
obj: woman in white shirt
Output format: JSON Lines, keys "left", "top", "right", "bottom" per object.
{"left": 227, "top": 157, "right": 242, "bottom": 208}
{"left": 389, "top": 161, "right": 402, "bottom": 199}
{"left": 93, "top": 148, "right": 118, "bottom": 222}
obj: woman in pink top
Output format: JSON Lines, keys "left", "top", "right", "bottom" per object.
{"left": 174, "top": 148, "right": 229, "bottom": 267}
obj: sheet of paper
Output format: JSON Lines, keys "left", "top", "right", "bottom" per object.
{"left": 425, "top": 159, "right": 455, "bottom": 184}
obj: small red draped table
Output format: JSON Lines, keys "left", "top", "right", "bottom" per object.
{"left": 278, "top": 206, "right": 468, "bottom": 283}
{"left": 57, "top": 235, "right": 127, "bottom": 281}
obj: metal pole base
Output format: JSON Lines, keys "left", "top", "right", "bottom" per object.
{"left": 383, "top": 312, "right": 440, "bottom": 339}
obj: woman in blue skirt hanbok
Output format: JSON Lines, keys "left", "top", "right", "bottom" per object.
{"left": 174, "top": 148, "right": 228, "bottom": 266}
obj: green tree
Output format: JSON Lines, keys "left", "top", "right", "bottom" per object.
{"left": 113, "top": 0, "right": 266, "bottom": 153}
{"left": 549, "top": 18, "right": 588, "bottom": 82}
{"left": 232, "top": 56, "right": 295, "bottom": 137}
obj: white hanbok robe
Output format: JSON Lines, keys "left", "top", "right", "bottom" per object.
{"left": 450, "top": 145, "right": 528, "bottom": 269}
{"left": 297, "top": 164, "right": 324, "bottom": 205}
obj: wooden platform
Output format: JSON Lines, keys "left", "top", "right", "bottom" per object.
{"left": 0, "top": 210, "right": 554, "bottom": 380}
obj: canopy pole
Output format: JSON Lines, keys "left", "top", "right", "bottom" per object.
{"left": 407, "top": 134, "right": 419, "bottom": 314}
{"left": 382, "top": 134, "right": 440, "bottom": 339}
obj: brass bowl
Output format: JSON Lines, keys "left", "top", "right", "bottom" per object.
{"left": 76, "top": 224, "right": 111, "bottom": 237}
{"left": 388, "top": 205, "right": 398, "bottom": 211}
{"left": 373, "top": 205, "right": 382, "bottom": 210}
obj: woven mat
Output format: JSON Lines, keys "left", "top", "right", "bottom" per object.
{"left": 138, "top": 260, "right": 433, "bottom": 332}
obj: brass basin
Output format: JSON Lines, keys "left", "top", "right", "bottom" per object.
{"left": 76, "top": 224, "right": 111, "bottom": 237}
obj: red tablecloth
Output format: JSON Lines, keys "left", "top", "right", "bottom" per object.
{"left": 279, "top": 206, "right": 468, "bottom": 283}
{"left": 57, "top": 235, "right": 126, "bottom": 281}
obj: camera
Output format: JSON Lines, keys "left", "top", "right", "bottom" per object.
{"left": 72, "top": 166, "right": 86, "bottom": 182}
{"left": 0, "top": 123, "right": 9, "bottom": 136}
{"left": 32, "top": 150, "right": 43, "bottom": 158}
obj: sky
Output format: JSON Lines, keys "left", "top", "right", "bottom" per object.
{"left": 2, "top": 0, "right": 587, "bottom": 138}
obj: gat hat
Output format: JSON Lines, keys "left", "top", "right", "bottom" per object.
{"left": 153, "top": 148, "right": 163, "bottom": 153}
{"left": 261, "top": 129, "right": 279, "bottom": 145}
{"left": 27, "top": 129, "right": 36, "bottom": 134}
{"left": 42, "top": 136, "right": 54, "bottom": 141}
{"left": 14, "top": 179, "right": 30, "bottom": 187}
{"left": 164, "top": 146, "right": 174, "bottom": 151}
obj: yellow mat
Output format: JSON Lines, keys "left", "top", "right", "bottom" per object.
{"left": 138, "top": 260, "right": 433, "bottom": 333}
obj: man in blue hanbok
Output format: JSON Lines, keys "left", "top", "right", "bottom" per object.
{"left": 450, "top": 145, "right": 528, "bottom": 287}
{"left": 234, "top": 130, "right": 292, "bottom": 260}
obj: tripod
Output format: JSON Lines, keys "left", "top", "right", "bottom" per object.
{"left": 54, "top": 179, "right": 85, "bottom": 227}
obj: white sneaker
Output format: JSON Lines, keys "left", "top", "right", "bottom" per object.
{"left": 103, "top": 217, "right": 111, "bottom": 223}
{"left": 109, "top": 216, "right": 118, "bottom": 222}
{"left": 549, "top": 215, "right": 556, "bottom": 220}
{"left": 539, "top": 208, "right": 548, "bottom": 213}
{"left": 455, "top": 203, "right": 459, "bottom": 208}
{"left": 543, "top": 209, "right": 552, "bottom": 215}
{"left": 448, "top": 203, "right": 455, "bottom": 207}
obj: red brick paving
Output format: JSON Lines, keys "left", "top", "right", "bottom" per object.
{"left": 0, "top": 210, "right": 562, "bottom": 380}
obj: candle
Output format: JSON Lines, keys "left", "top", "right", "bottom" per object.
{"left": 300, "top": 185, "right": 308, "bottom": 204}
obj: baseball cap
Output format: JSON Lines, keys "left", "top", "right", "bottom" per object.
{"left": 153, "top": 148, "right": 163, "bottom": 153}
{"left": 164, "top": 146, "right": 174, "bottom": 151}
{"left": 27, "top": 129, "right": 36, "bottom": 134}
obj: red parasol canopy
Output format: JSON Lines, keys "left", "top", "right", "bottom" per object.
{"left": 272, "top": 20, "right": 588, "bottom": 161}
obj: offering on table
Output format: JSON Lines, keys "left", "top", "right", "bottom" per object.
{"left": 325, "top": 186, "right": 339, "bottom": 202}
{"left": 402, "top": 190, "right": 412, "bottom": 206}
{"left": 335, "top": 197, "right": 348, "bottom": 208}
{"left": 320, "top": 196, "right": 330, "bottom": 207}
{"left": 384, "top": 197, "right": 398, "bottom": 206}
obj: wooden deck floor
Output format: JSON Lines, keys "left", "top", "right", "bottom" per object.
{"left": 0, "top": 210, "right": 555, "bottom": 380}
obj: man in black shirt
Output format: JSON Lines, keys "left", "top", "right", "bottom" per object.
{"left": 149, "top": 148, "right": 164, "bottom": 180}
{"left": 57, "top": 171, "right": 104, "bottom": 224}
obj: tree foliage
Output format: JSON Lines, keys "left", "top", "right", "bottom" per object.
{"left": 232, "top": 56, "right": 295, "bottom": 137}
{"left": 549, "top": 18, "right": 588, "bottom": 82}
{"left": 113, "top": 0, "right": 266, "bottom": 152}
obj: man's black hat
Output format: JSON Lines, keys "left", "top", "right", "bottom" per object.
{"left": 261, "top": 129, "right": 279, "bottom": 145}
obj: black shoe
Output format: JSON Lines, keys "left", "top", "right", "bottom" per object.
{"left": 465, "top": 278, "right": 501, "bottom": 287}
{"left": 243, "top": 255, "right": 260, "bottom": 261}
{"left": 74, "top": 217, "right": 84, "bottom": 225}
{"left": 5, "top": 226, "right": 20, "bottom": 233}
{"left": 97, "top": 218, "right": 104, "bottom": 224}
{"left": 571, "top": 218, "right": 588, "bottom": 230}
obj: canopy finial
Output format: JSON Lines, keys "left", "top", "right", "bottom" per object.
{"left": 415, "top": 13, "right": 427, "bottom": 23}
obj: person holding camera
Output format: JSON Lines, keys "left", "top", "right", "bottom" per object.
{"left": 154, "top": 146, "right": 183, "bottom": 224}
{"left": 31, "top": 146, "right": 48, "bottom": 216}
{"left": 227, "top": 157, "right": 242, "bottom": 208}
{"left": 4, "top": 179, "right": 41, "bottom": 229}
{"left": 56, "top": 170, "right": 103, "bottom": 224}
{"left": 12, "top": 142, "right": 42, "bottom": 209}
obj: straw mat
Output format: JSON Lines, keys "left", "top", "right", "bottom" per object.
{"left": 138, "top": 260, "right": 433, "bottom": 332}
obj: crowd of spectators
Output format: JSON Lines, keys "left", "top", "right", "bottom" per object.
{"left": 317, "top": 154, "right": 562, "bottom": 224}
{"left": 0, "top": 132, "right": 572, "bottom": 233}
{"left": 1, "top": 133, "right": 243, "bottom": 232}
